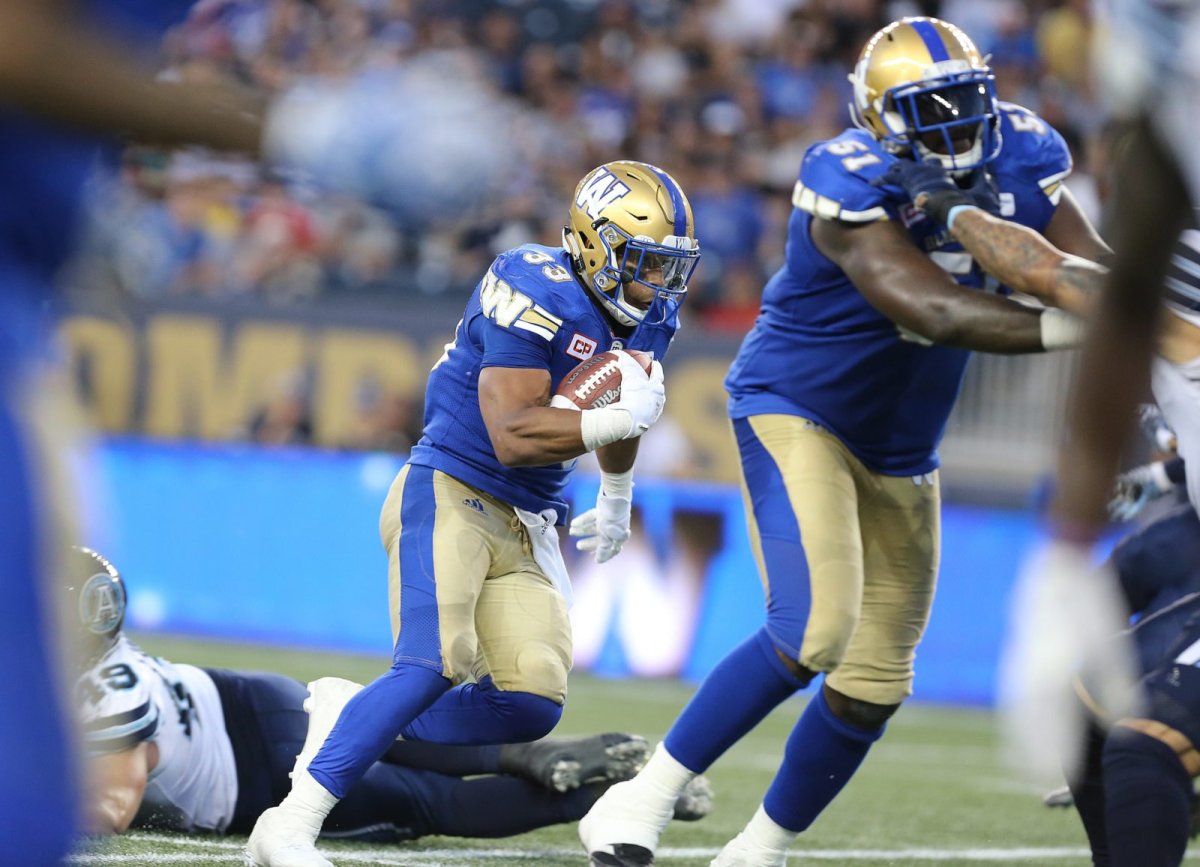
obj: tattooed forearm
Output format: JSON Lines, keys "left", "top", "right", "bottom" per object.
{"left": 950, "top": 209, "right": 1103, "bottom": 314}
{"left": 1047, "top": 260, "right": 1104, "bottom": 317}
{"left": 951, "top": 209, "right": 1065, "bottom": 300}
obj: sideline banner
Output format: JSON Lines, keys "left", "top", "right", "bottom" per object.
{"left": 62, "top": 296, "right": 747, "bottom": 483}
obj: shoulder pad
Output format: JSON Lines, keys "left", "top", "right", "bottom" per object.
{"left": 793, "top": 130, "right": 894, "bottom": 223}
{"left": 481, "top": 247, "right": 575, "bottom": 342}
{"left": 78, "top": 659, "right": 159, "bottom": 755}
{"left": 994, "top": 102, "right": 1073, "bottom": 204}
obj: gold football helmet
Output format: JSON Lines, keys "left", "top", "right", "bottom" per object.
{"left": 563, "top": 161, "right": 700, "bottom": 328}
{"left": 849, "top": 17, "right": 1000, "bottom": 173}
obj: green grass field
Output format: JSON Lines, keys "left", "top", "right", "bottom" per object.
{"left": 69, "top": 633, "right": 1151, "bottom": 866}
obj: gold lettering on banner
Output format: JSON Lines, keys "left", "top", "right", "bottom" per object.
{"left": 666, "top": 359, "right": 739, "bottom": 484}
{"left": 314, "top": 330, "right": 422, "bottom": 447}
{"left": 58, "top": 316, "right": 136, "bottom": 431}
{"left": 60, "top": 311, "right": 735, "bottom": 480}
{"left": 144, "top": 317, "right": 307, "bottom": 439}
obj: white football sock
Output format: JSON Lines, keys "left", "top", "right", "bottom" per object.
{"left": 637, "top": 743, "right": 697, "bottom": 802}
{"left": 741, "top": 805, "right": 797, "bottom": 852}
{"left": 279, "top": 770, "right": 338, "bottom": 836}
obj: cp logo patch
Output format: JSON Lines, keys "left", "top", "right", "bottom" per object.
{"left": 566, "top": 333, "right": 597, "bottom": 361}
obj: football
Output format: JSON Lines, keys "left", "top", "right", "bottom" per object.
{"left": 551, "top": 350, "right": 653, "bottom": 411}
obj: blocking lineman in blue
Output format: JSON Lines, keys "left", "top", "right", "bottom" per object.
{"left": 579, "top": 17, "right": 1110, "bottom": 867}
{"left": 246, "top": 161, "right": 701, "bottom": 867}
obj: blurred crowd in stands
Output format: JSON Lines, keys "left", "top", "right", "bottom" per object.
{"left": 72, "top": 0, "right": 1104, "bottom": 335}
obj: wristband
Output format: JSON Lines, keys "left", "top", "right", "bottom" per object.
{"left": 945, "top": 204, "right": 979, "bottom": 231}
{"left": 1039, "top": 308, "right": 1088, "bottom": 351}
{"left": 599, "top": 469, "right": 634, "bottom": 500}
{"left": 580, "top": 407, "right": 634, "bottom": 451}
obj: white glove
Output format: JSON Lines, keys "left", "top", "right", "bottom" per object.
{"left": 569, "top": 473, "right": 633, "bottom": 564}
{"left": 997, "top": 539, "right": 1141, "bottom": 784}
{"left": 610, "top": 352, "right": 666, "bottom": 437}
{"left": 1108, "top": 461, "right": 1175, "bottom": 522}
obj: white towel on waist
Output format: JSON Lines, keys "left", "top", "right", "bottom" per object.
{"left": 514, "top": 507, "right": 573, "bottom": 608}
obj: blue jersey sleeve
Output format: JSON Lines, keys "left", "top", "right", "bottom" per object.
{"left": 793, "top": 131, "right": 896, "bottom": 223}
{"left": 994, "top": 102, "right": 1073, "bottom": 206}
{"left": 477, "top": 250, "right": 568, "bottom": 370}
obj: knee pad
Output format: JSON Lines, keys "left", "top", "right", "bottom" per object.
{"left": 823, "top": 684, "right": 900, "bottom": 732}
{"left": 491, "top": 641, "right": 570, "bottom": 704}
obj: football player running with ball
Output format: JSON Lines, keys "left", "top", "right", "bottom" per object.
{"left": 580, "top": 18, "right": 1108, "bottom": 867}
{"left": 248, "top": 161, "right": 700, "bottom": 867}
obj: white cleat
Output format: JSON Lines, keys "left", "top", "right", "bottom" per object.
{"left": 244, "top": 806, "right": 334, "bottom": 867}
{"left": 709, "top": 832, "right": 788, "bottom": 867}
{"left": 578, "top": 779, "right": 675, "bottom": 866}
{"left": 291, "top": 677, "right": 363, "bottom": 781}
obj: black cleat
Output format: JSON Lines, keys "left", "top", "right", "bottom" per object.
{"left": 672, "top": 775, "right": 713, "bottom": 821}
{"left": 503, "top": 733, "right": 650, "bottom": 793}
{"left": 589, "top": 844, "right": 655, "bottom": 866}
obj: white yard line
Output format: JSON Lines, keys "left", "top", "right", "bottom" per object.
{"left": 68, "top": 839, "right": 1200, "bottom": 864}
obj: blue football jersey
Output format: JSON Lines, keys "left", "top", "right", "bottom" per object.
{"left": 726, "top": 102, "right": 1072, "bottom": 475}
{"left": 407, "top": 244, "right": 677, "bottom": 523}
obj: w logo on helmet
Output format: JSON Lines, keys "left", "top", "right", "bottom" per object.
{"left": 574, "top": 169, "right": 631, "bottom": 221}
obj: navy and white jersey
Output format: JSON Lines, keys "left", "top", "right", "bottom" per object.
{"left": 1164, "top": 229, "right": 1200, "bottom": 330}
{"left": 726, "top": 103, "right": 1071, "bottom": 475}
{"left": 408, "top": 243, "right": 678, "bottom": 523}
{"left": 76, "top": 635, "right": 237, "bottom": 832}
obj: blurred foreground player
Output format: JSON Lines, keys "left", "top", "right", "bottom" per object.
{"left": 580, "top": 17, "right": 1107, "bottom": 867}
{"left": 68, "top": 549, "right": 712, "bottom": 842}
{"left": 0, "top": 2, "right": 257, "bottom": 862}
{"left": 0, "top": 3, "right": 518, "bottom": 862}
{"left": 248, "top": 161, "right": 699, "bottom": 867}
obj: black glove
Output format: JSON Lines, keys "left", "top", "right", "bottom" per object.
{"left": 963, "top": 167, "right": 1001, "bottom": 217}
{"left": 872, "top": 158, "right": 980, "bottom": 226}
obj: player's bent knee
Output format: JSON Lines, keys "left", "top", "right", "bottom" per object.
{"left": 1110, "top": 718, "right": 1200, "bottom": 778}
{"left": 758, "top": 628, "right": 823, "bottom": 686}
{"left": 823, "top": 684, "right": 900, "bottom": 732}
{"left": 773, "top": 644, "right": 818, "bottom": 685}
{"left": 773, "top": 611, "right": 856, "bottom": 677}
{"left": 492, "top": 690, "right": 564, "bottom": 742}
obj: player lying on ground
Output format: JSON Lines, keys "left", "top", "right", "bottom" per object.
{"left": 579, "top": 16, "right": 1108, "bottom": 867}
{"left": 71, "top": 549, "right": 712, "bottom": 840}
{"left": 880, "top": 138, "right": 1200, "bottom": 867}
